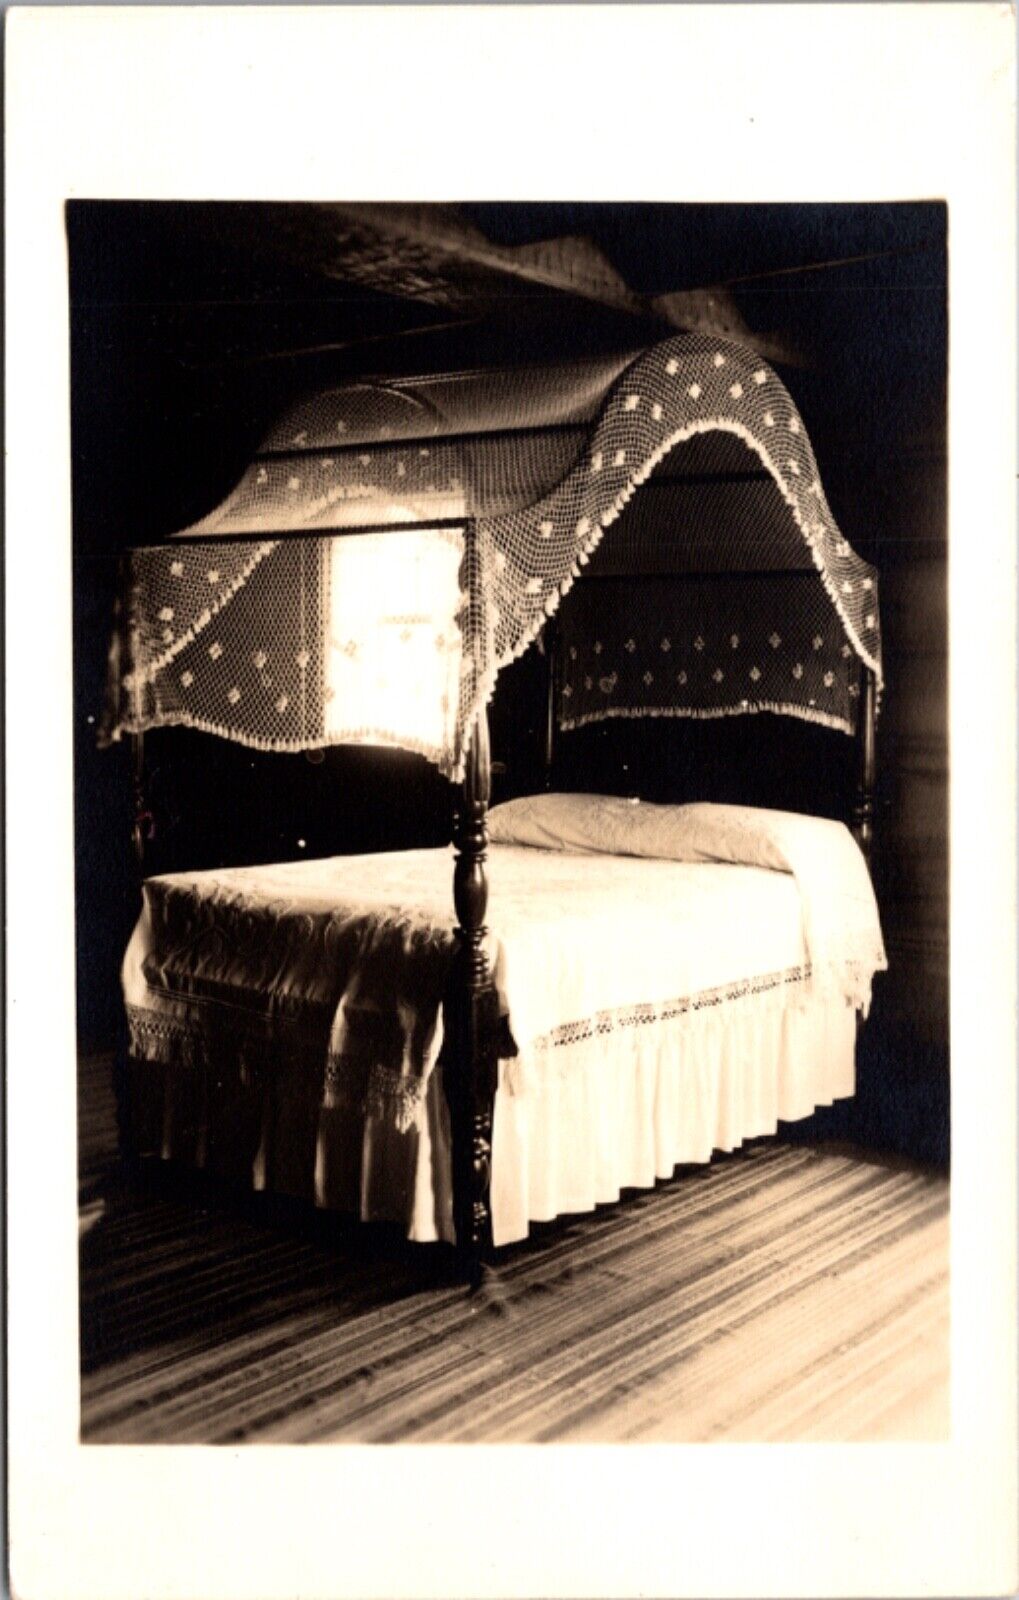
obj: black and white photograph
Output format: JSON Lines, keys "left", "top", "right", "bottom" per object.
{"left": 71, "top": 197, "right": 950, "bottom": 1446}
{"left": 6, "top": 9, "right": 1016, "bottom": 1599}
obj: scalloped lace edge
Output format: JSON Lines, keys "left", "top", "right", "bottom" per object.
{"left": 558, "top": 701, "right": 854, "bottom": 737}
{"left": 107, "top": 707, "right": 454, "bottom": 766}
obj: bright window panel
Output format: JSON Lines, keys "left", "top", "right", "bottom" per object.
{"left": 325, "top": 527, "right": 464, "bottom": 756}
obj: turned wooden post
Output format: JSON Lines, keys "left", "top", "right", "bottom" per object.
{"left": 543, "top": 618, "right": 559, "bottom": 790}
{"left": 131, "top": 730, "right": 149, "bottom": 872}
{"left": 445, "top": 706, "right": 501, "bottom": 1280}
{"left": 114, "top": 729, "right": 149, "bottom": 1175}
{"left": 852, "top": 667, "right": 877, "bottom": 865}
{"left": 444, "top": 517, "right": 501, "bottom": 1278}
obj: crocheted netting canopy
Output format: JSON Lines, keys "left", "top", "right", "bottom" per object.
{"left": 103, "top": 334, "right": 881, "bottom": 779}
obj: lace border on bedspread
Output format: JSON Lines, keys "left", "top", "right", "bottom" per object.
{"left": 501, "top": 965, "right": 824, "bottom": 1097}
{"left": 323, "top": 1058, "right": 429, "bottom": 1133}
{"left": 128, "top": 963, "right": 826, "bottom": 1133}
{"left": 126, "top": 1004, "right": 430, "bottom": 1133}
{"left": 528, "top": 964, "right": 813, "bottom": 1052}
{"left": 124, "top": 1004, "right": 314, "bottom": 1087}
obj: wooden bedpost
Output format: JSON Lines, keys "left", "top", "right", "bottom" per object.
{"left": 544, "top": 617, "right": 558, "bottom": 790}
{"left": 445, "top": 517, "right": 501, "bottom": 1280}
{"left": 852, "top": 667, "right": 877, "bottom": 865}
{"left": 131, "top": 730, "right": 149, "bottom": 872}
{"left": 115, "top": 730, "right": 148, "bottom": 1175}
{"left": 447, "top": 706, "right": 501, "bottom": 1281}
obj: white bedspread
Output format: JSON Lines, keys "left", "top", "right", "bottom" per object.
{"left": 125, "top": 843, "right": 808, "bottom": 1114}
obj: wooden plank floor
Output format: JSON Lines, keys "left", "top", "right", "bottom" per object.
{"left": 79, "top": 1054, "right": 949, "bottom": 1444}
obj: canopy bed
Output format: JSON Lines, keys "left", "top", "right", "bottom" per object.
{"left": 103, "top": 333, "right": 887, "bottom": 1280}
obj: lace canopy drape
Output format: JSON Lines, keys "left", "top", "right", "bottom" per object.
{"left": 103, "top": 334, "right": 881, "bottom": 777}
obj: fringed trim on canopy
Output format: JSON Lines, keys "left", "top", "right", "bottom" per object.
{"left": 559, "top": 701, "right": 858, "bottom": 738}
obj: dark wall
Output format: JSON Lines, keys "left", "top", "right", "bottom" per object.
{"left": 70, "top": 201, "right": 948, "bottom": 1163}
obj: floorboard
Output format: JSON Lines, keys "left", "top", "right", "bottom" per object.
{"left": 78, "top": 1053, "right": 949, "bottom": 1444}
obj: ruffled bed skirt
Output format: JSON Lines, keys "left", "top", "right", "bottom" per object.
{"left": 127, "top": 986, "right": 856, "bottom": 1248}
